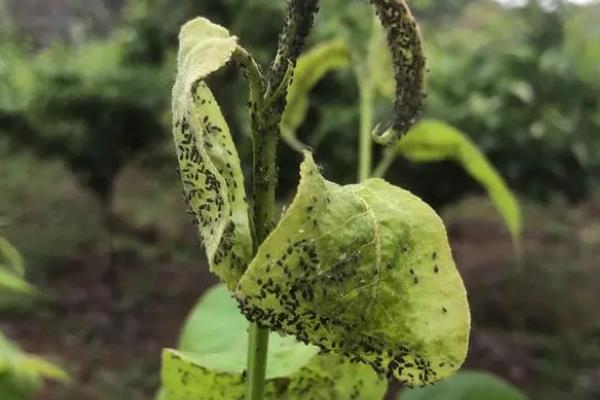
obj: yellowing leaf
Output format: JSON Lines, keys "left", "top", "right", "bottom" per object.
{"left": 172, "top": 18, "right": 253, "bottom": 289}
{"left": 395, "top": 120, "right": 522, "bottom": 244}
{"left": 281, "top": 40, "right": 351, "bottom": 151}
{"left": 236, "top": 153, "right": 470, "bottom": 386}
{"left": 161, "top": 285, "right": 387, "bottom": 400}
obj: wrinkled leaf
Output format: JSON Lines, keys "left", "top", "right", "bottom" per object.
{"left": 281, "top": 40, "right": 351, "bottom": 151}
{"left": 399, "top": 371, "right": 528, "bottom": 400}
{"left": 161, "top": 284, "right": 387, "bottom": 399}
{"left": 236, "top": 152, "right": 470, "bottom": 386}
{"left": 172, "top": 17, "right": 253, "bottom": 289}
{"left": 394, "top": 120, "right": 522, "bottom": 243}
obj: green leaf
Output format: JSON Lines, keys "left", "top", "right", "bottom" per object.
{"left": 177, "top": 285, "right": 319, "bottom": 378}
{"left": 162, "top": 350, "right": 386, "bottom": 400}
{"left": 0, "top": 269, "right": 36, "bottom": 295}
{"left": 393, "top": 120, "right": 522, "bottom": 244}
{"left": 398, "top": 371, "right": 528, "bottom": 400}
{"left": 236, "top": 152, "right": 470, "bottom": 386}
{"left": 0, "top": 330, "right": 68, "bottom": 399}
{"left": 172, "top": 17, "right": 253, "bottom": 289}
{"left": 281, "top": 40, "right": 351, "bottom": 151}
{"left": 0, "top": 236, "right": 25, "bottom": 277}
{"left": 161, "top": 284, "right": 387, "bottom": 399}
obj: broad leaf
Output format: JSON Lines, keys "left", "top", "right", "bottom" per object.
{"left": 172, "top": 17, "right": 253, "bottom": 289}
{"left": 236, "top": 153, "right": 470, "bottom": 386}
{"left": 393, "top": 120, "right": 522, "bottom": 243}
{"left": 398, "top": 371, "right": 528, "bottom": 400}
{"left": 161, "top": 284, "right": 387, "bottom": 399}
{"left": 281, "top": 40, "right": 351, "bottom": 151}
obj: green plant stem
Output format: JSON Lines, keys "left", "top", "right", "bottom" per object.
{"left": 357, "top": 72, "right": 374, "bottom": 182}
{"left": 246, "top": 323, "right": 270, "bottom": 400}
{"left": 373, "top": 148, "right": 396, "bottom": 178}
{"left": 246, "top": 109, "right": 280, "bottom": 400}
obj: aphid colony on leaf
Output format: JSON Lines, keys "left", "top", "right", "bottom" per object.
{"left": 235, "top": 155, "right": 469, "bottom": 387}
{"left": 172, "top": 79, "right": 253, "bottom": 288}
{"left": 167, "top": 11, "right": 470, "bottom": 398}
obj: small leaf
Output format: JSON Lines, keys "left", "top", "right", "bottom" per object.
{"left": 0, "top": 236, "right": 25, "bottom": 277}
{"left": 172, "top": 18, "right": 253, "bottom": 289}
{"left": 281, "top": 40, "right": 351, "bottom": 151}
{"left": 236, "top": 153, "right": 470, "bottom": 386}
{"left": 398, "top": 371, "right": 528, "bottom": 400}
{"left": 395, "top": 120, "right": 522, "bottom": 244}
{"left": 0, "top": 331, "right": 68, "bottom": 385}
{"left": 0, "top": 269, "right": 36, "bottom": 295}
{"left": 161, "top": 284, "right": 387, "bottom": 399}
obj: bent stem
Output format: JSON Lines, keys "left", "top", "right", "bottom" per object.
{"left": 373, "top": 148, "right": 396, "bottom": 179}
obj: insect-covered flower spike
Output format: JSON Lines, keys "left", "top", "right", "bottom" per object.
{"left": 369, "top": 0, "right": 426, "bottom": 145}
{"left": 268, "top": 0, "right": 320, "bottom": 113}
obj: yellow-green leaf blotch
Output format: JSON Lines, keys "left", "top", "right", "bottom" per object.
{"left": 236, "top": 153, "right": 470, "bottom": 386}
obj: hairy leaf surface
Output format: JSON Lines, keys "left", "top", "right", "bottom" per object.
{"left": 172, "top": 17, "right": 253, "bottom": 289}
{"left": 281, "top": 40, "right": 351, "bottom": 151}
{"left": 399, "top": 371, "right": 528, "bottom": 400}
{"left": 161, "top": 285, "right": 387, "bottom": 399}
{"left": 395, "top": 120, "right": 522, "bottom": 243}
{"left": 236, "top": 153, "right": 470, "bottom": 386}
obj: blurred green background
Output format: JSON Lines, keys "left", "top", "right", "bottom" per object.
{"left": 0, "top": 0, "right": 599, "bottom": 399}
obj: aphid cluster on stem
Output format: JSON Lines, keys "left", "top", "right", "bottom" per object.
{"left": 369, "top": 0, "right": 426, "bottom": 142}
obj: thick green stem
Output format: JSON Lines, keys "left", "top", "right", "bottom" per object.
{"left": 246, "top": 323, "right": 270, "bottom": 400}
{"left": 244, "top": 3, "right": 318, "bottom": 397}
{"left": 357, "top": 72, "right": 374, "bottom": 182}
{"left": 246, "top": 108, "right": 280, "bottom": 400}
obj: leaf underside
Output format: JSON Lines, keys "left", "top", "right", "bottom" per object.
{"left": 236, "top": 153, "right": 470, "bottom": 386}
{"left": 172, "top": 17, "right": 253, "bottom": 289}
